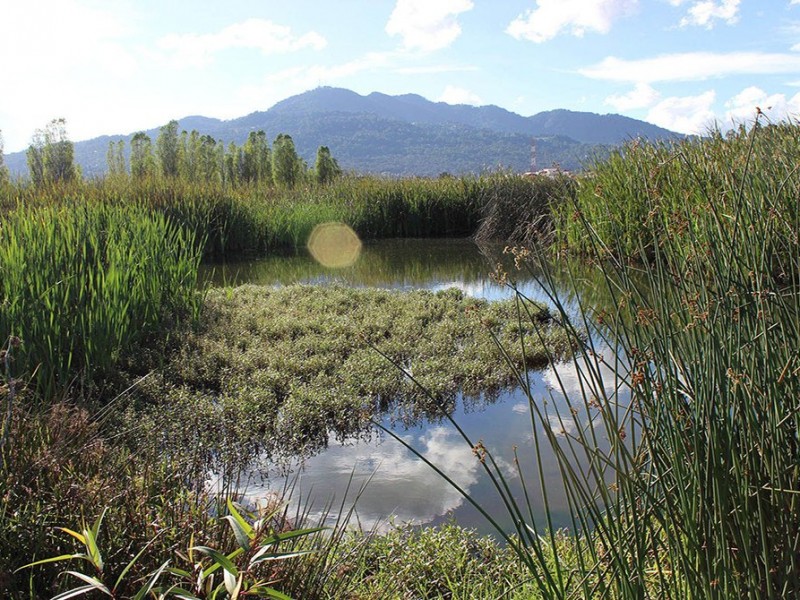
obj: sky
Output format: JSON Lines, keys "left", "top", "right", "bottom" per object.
{"left": 2, "top": 0, "right": 800, "bottom": 152}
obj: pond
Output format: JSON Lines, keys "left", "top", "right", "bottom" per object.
{"left": 202, "top": 238, "right": 623, "bottom": 538}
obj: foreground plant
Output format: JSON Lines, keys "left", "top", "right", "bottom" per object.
{"left": 18, "top": 500, "right": 322, "bottom": 599}
{"left": 17, "top": 509, "right": 168, "bottom": 599}
{"left": 392, "top": 117, "right": 800, "bottom": 598}
{"left": 162, "top": 499, "right": 323, "bottom": 599}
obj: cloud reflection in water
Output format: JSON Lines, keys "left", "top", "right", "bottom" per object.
{"left": 240, "top": 425, "right": 481, "bottom": 531}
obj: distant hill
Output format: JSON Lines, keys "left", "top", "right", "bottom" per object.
{"left": 4, "top": 87, "right": 681, "bottom": 177}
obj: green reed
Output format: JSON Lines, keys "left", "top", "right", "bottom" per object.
{"left": 0, "top": 202, "right": 202, "bottom": 397}
{"left": 554, "top": 120, "right": 800, "bottom": 264}
{"left": 396, "top": 118, "right": 800, "bottom": 598}
{"left": 1, "top": 172, "right": 545, "bottom": 259}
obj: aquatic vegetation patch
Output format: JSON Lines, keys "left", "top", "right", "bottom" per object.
{"left": 144, "top": 284, "right": 570, "bottom": 462}
{"left": 323, "top": 522, "right": 537, "bottom": 599}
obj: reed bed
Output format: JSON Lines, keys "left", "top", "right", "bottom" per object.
{"left": 0, "top": 202, "right": 202, "bottom": 397}
{"left": 554, "top": 120, "right": 800, "bottom": 265}
{"left": 474, "top": 172, "right": 575, "bottom": 247}
{"left": 412, "top": 118, "right": 800, "bottom": 598}
{"left": 1, "top": 172, "right": 544, "bottom": 259}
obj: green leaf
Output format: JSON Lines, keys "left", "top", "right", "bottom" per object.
{"left": 57, "top": 527, "right": 87, "bottom": 546}
{"left": 154, "top": 586, "right": 202, "bottom": 600}
{"left": 272, "top": 526, "right": 326, "bottom": 542}
{"left": 51, "top": 584, "right": 109, "bottom": 600}
{"left": 62, "top": 571, "right": 112, "bottom": 595}
{"left": 226, "top": 499, "right": 255, "bottom": 539}
{"left": 250, "top": 549, "right": 314, "bottom": 566}
{"left": 260, "top": 588, "right": 294, "bottom": 600}
{"left": 254, "top": 526, "right": 326, "bottom": 551}
{"left": 131, "top": 560, "right": 171, "bottom": 600}
{"left": 223, "top": 569, "right": 242, "bottom": 597}
{"left": 90, "top": 508, "right": 107, "bottom": 545}
{"left": 14, "top": 553, "right": 87, "bottom": 572}
{"left": 192, "top": 546, "right": 240, "bottom": 578}
{"left": 223, "top": 515, "right": 252, "bottom": 553}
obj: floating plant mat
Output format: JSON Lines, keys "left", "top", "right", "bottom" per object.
{"left": 133, "top": 284, "right": 573, "bottom": 464}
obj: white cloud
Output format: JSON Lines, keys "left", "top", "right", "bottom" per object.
{"left": 506, "top": 0, "right": 638, "bottom": 43}
{"left": 158, "top": 19, "right": 327, "bottom": 68}
{"left": 646, "top": 90, "right": 717, "bottom": 134}
{"left": 670, "top": 0, "right": 741, "bottom": 28}
{"left": 724, "top": 86, "right": 800, "bottom": 124}
{"left": 580, "top": 51, "right": 800, "bottom": 83}
{"left": 386, "top": 0, "right": 475, "bottom": 52}
{"left": 605, "top": 83, "right": 660, "bottom": 110}
{"left": 512, "top": 402, "right": 529, "bottom": 414}
{"left": 395, "top": 64, "right": 478, "bottom": 74}
{"left": 438, "top": 85, "right": 483, "bottom": 105}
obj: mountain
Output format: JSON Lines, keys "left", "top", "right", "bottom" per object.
{"left": 4, "top": 87, "right": 681, "bottom": 177}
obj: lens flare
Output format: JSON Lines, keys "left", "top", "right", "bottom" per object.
{"left": 307, "top": 222, "right": 362, "bottom": 268}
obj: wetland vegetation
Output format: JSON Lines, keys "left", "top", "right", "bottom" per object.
{"left": 1, "top": 118, "right": 799, "bottom": 598}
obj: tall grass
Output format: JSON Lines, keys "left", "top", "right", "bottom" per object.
{"left": 474, "top": 172, "right": 575, "bottom": 247}
{"left": 403, "top": 118, "right": 800, "bottom": 597}
{"left": 554, "top": 120, "right": 800, "bottom": 264}
{"left": 1, "top": 172, "right": 545, "bottom": 258}
{"left": 0, "top": 202, "right": 202, "bottom": 397}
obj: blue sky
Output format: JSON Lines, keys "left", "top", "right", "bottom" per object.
{"left": 2, "top": 0, "right": 800, "bottom": 152}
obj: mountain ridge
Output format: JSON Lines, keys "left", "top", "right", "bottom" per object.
{"left": 4, "top": 86, "right": 681, "bottom": 177}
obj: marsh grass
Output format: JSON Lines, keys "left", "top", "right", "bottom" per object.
{"left": 132, "top": 284, "right": 571, "bottom": 468}
{"left": 554, "top": 120, "right": 800, "bottom": 265}
{"left": 1, "top": 386, "right": 376, "bottom": 598}
{"left": 407, "top": 118, "right": 800, "bottom": 598}
{"left": 1, "top": 172, "right": 542, "bottom": 259}
{"left": 0, "top": 203, "right": 202, "bottom": 397}
{"left": 475, "top": 172, "right": 575, "bottom": 247}
{"left": 322, "top": 522, "right": 534, "bottom": 599}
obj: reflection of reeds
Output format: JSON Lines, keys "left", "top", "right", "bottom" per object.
{"left": 405, "top": 119, "right": 800, "bottom": 597}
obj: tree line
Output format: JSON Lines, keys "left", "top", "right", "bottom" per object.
{"left": 110, "top": 120, "right": 342, "bottom": 188}
{"left": 8, "top": 118, "right": 342, "bottom": 188}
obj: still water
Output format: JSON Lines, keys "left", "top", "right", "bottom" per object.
{"left": 202, "top": 238, "right": 622, "bottom": 538}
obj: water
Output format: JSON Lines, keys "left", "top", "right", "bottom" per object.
{"left": 203, "top": 238, "right": 624, "bottom": 538}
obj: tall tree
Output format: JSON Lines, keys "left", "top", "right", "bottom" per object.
{"left": 242, "top": 130, "right": 271, "bottom": 184}
{"left": 196, "top": 134, "right": 219, "bottom": 183}
{"left": 215, "top": 139, "right": 226, "bottom": 185}
{"left": 106, "top": 139, "right": 126, "bottom": 177}
{"left": 313, "top": 145, "right": 341, "bottom": 185}
{"left": 26, "top": 130, "right": 45, "bottom": 186}
{"left": 26, "top": 118, "right": 76, "bottom": 185}
{"left": 130, "top": 132, "right": 155, "bottom": 180}
{"left": 43, "top": 118, "right": 76, "bottom": 183}
{"left": 156, "top": 120, "right": 180, "bottom": 178}
{"left": 224, "top": 141, "right": 240, "bottom": 186}
{"left": 185, "top": 130, "right": 202, "bottom": 181}
{"left": 271, "top": 134, "right": 303, "bottom": 189}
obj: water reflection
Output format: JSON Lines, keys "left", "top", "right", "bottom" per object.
{"left": 228, "top": 346, "right": 627, "bottom": 537}
{"left": 204, "top": 238, "right": 629, "bottom": 537}
{"left": 201, "top": 239, "right": 496, "bottom": 291}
